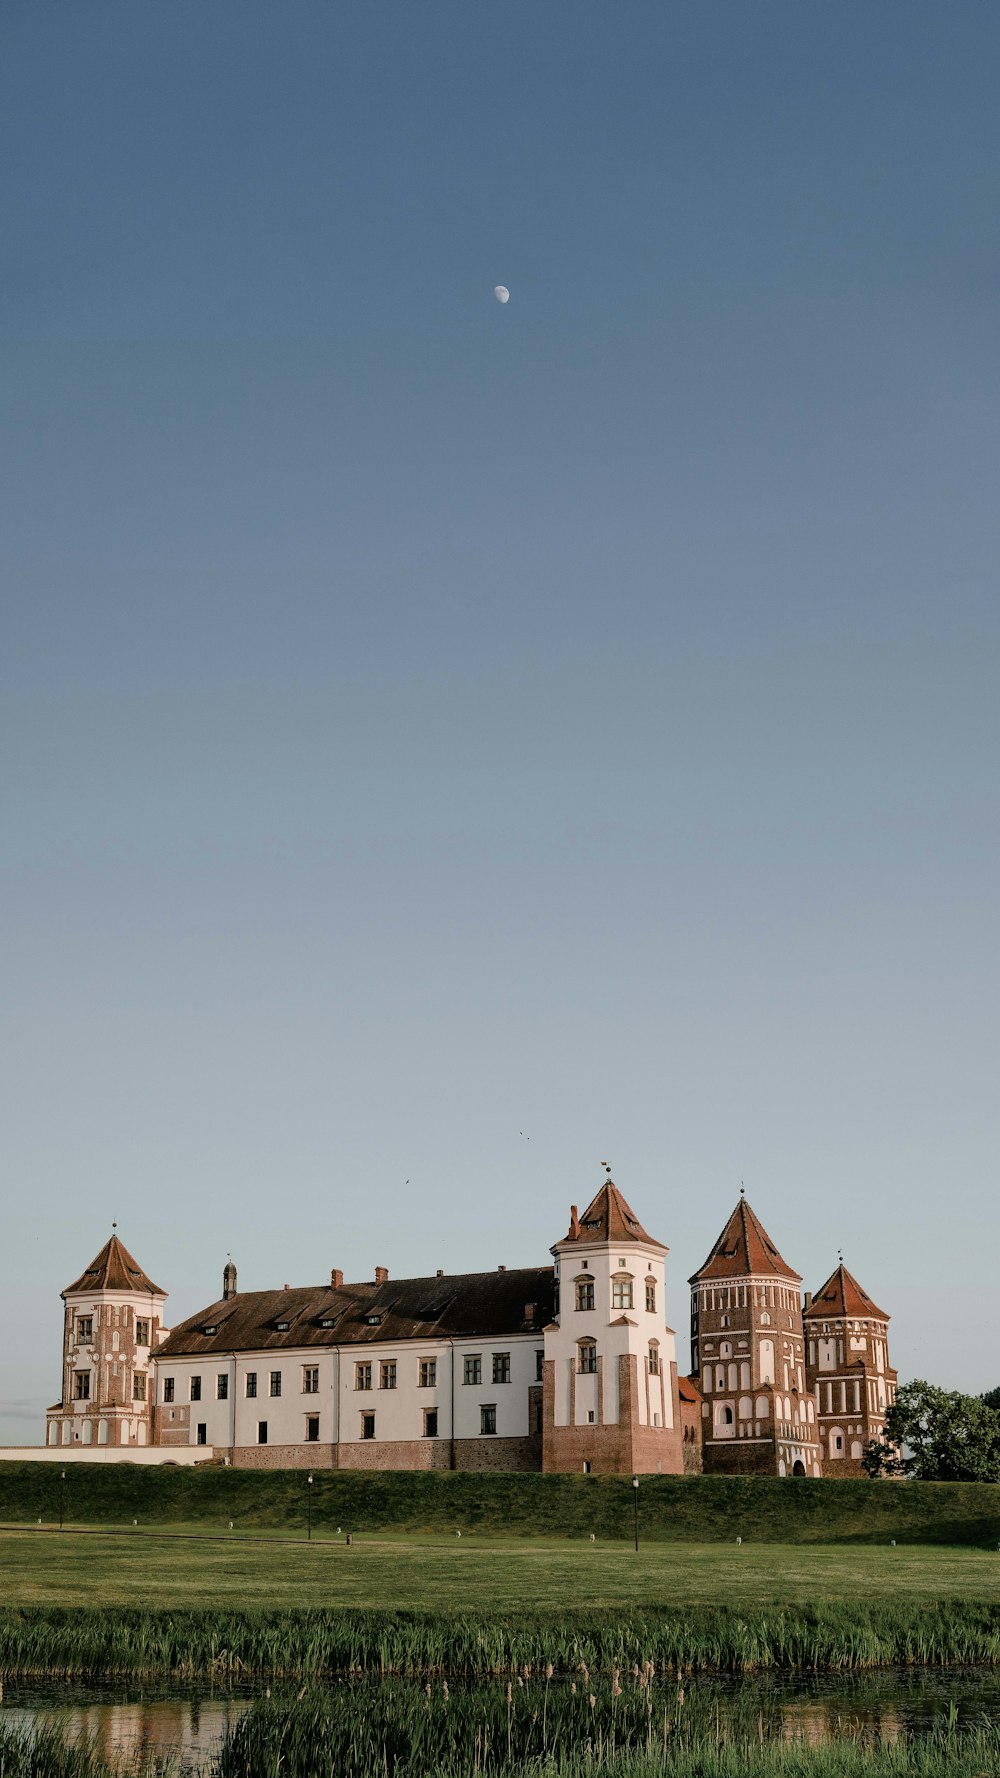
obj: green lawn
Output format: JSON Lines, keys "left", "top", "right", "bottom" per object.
{"left": 2, "top": 1526, "right": 998, "bottom": 1611}
{"left": 3, "top": 1463, "right": 1000, "bottom": 1548}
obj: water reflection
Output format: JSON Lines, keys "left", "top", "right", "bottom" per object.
{"left": 6, "top": 1669, "right": 1000, "bottom": 1772}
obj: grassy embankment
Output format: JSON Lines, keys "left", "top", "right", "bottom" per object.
{"left": 2, "top": 1461, "right": 1000, "bottom": 1545}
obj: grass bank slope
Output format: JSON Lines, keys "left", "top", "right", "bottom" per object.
{"left": 2, "top": 1464, "right": 999, "bottom": 1546}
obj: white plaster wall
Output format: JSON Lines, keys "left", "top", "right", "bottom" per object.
{"left": 546, "top": 1244, "right": 677, "bottom": 1430}
{"left": 154, "top": 1334, "right": 544, "bottom": 1450}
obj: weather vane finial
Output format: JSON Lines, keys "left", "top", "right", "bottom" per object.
{"left": 600, "top": 1160, "right": 611, "bottom": 1176}
{"left": 112, "top": 1219, "right": 117, "bottom": 1231}
{"left": 740, "top": 1180, "right": 745, "bottom": 1196}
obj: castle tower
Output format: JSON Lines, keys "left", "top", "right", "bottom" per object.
{"left": 689, "top": 1195, "right": 821, "bottom": 1478}
{"left": 543, "top": 1176, "right": 684, "bottom": 1475}
{"left": 803, "top": 1262, "right": 897, "bottom": 1474}
{"left": 46, "top": 1233, "right": 167, "bottom": 1450}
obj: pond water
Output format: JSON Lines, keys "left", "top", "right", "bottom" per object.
{"left": 5, "top": 1668, "right": 1000, "bottom": 1771}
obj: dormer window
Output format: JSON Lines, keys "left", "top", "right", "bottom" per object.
{"left": 366, "top": 1313, "right": 383, "bottom": 1326}
{"left": 275, "top": 1320, "right": 291, "bottom": 1332}
{"left": 583, "top": 1218, "right": 602, "bottom": 1231}
{"left": 202, "top": 1325, "right": 218, "bottom": 1336}
{"left": 320, "top": 1317, "right": 335, "bottom": 1329}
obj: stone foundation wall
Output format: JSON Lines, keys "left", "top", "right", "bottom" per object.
{"left": 226, "top": 1437, "right": 538, "bottom": 1472}
{"left": 701, "top": 1437, "right": 779, "bottom": 1477}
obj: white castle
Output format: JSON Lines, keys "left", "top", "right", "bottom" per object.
{"left": 46, "top": 1178, "right": 896, "bottom": 1478}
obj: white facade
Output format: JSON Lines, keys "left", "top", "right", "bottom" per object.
{"left": 548, "top": 1236, "right": 678, "bottom": 1432}
{"left": 155, "top": 1332, "right": 545, "bottom": 1453}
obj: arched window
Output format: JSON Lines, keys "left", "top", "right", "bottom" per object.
{"left": 611, "top": 1277, "right": 633, "bottom": 1311}
{"left": 828, "top": 1426, "right": 844, "bottom": 1457}
{"left": 720, "top": 1341, "right": 733, "bottom": 1360}
{"left": 578, "top": 1341, "right": 597, "bottom": 1375}
{"left": 755, "top": 1395, "right": 769, "bottom": 1418}
{"left": 715, "top": 1365, "right": 725, "bottom": 1392}
{"left": 851, "top": 1440, "right": 863, "bottom": 1460}
{"left": 648, "top": 1343, "right": 660, "bottom": 1376}
{"left": 738, "top": 1396, "right": 752, "bottom": 1419}
{"left": 740, "top": 1361, "right": 751, "bottom": 1389}
{"left": 575, "top": 1279, "right": 595, "bottom": 1312}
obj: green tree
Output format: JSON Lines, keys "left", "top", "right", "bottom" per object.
{"left": 863, "top": 1379, "right": 1000, "bottom": 1482}
{"left": 981, "top": 1387, "right": 1000, "bottom": 1413}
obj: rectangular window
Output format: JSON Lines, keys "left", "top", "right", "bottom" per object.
{"left": 74, "top": 1372, "right": 90, "bottom": 1400}
{"left": 163, "top": 1377, "right": 175, "bottom": 1404}
{"left": 355, "top": 1362, "right": 372, "bottom": 1391}
{"left": 379, "top": 1360, "right": 397, "bottom": 1391}
{"left": 578, "top": 1345, "right": 597, "bottom": 1374}
{"left": 492, "top": 1352, "right": 511, "bottom": 1385}
{"left": 463, "top": 1355, "right": 482, "bottom": 1386}
{"left": 269, "top": 1371, "right": 282, "bottom": 1398}
{"left": 76, "top": 1316, "right": 93, "bottom": 1343}
{"left": 645, "top": 1283, "right": 656, "bottom": 1314}
{"left": 419, "top": 1359, "right": 437, "bottom": 1388}
{"left": 535, "top": 1349, "right": 545, "bottom": 1382}
{"left": 190, "top": 1376, "right": 202, "bottom": 1402}
{"left": 575, "top": 1280, "right": 595, "bottom": 1312}
{"left": 135, "top": 1319, "right": 150, "bottom": 1347}
{"left": 612, "top": 1279, "right": 633, "bottom": 1310}
{"left": 481, "top": 1404, "right": 497, "bottom": 1436}
{"left": 648, "top": 1347, "right": 660, "bottom": 1375}
{"left": 133, "top": 1373, "right": 147, "bottom": 1401}
{"left": 257, "top": 1421, "right": 268, "bottom": 1444}
{"left": 424, "top": 1407, "right": 439, "bottom": 1438}
{"left": 587, "top": 1409, "right": 595, "bottom": 1423}
{"left": 302, "top": 1366, "right": 319, "bottom": 1394}
{"left": 196, "top": 1422, "right": 207, "bottom": 1445}
{"left": 305, "top": 1415, "right": 320, "bottom": 1442}
{"left": 245, "top": 1372, "right": 257, "bottom": 1398}
{"left": 216, "top": 1373, "right": 228, "bottom": 1400}
{"left": 534, "top": 1401, "right": 543, "bottom": 1434}
{"left": 361, "top": 1412, "right": 376, "bottom": 1440}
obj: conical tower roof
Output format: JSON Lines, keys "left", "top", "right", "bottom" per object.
{"left": 63, "top": 1233, "right": 164, "bottom": 1297}
{"left": 689, "top": 1195, "right": 800, "bottom": 1285}
{"left": 558, "top": 1179, "right": 664, "bottom": 1249}
{"left": 804, "top": 1261, "right": 889, "bottom": 1323}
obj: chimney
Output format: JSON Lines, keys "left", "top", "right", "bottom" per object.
{"left": 222, "top": 1259, "right": 238, "bottom": 1301}
{"left": 331, "top": 1268, "right": 344, "bottom": 1290}
{"left": 803, "top": 1291, "right": 812, "bottom": 1309}
{"left": 498, "top": 1264, "right": 507, "bottom": 1272}
{"left": 568, "top": 1204, "right": 580, "bottom": 1238}
{"left": 374, "top": 1266, "right": 389, "bottom": 1284}
{"left": 436, "top": 1268, "right": 444, "bottom": 1277}
{"left": 524, "top": 1303, "right": 536, "bottom": 1322}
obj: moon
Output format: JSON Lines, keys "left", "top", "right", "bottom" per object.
{"left": 494, "top": 285, "right": 510, "bottom": 304}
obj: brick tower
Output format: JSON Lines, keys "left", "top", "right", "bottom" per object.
{"left": 543, "top": 1175, "right": 684, "bottom": 1474}
{"left": 689, "top": 1193, "right": 821, "bottom": 1477}
{"left": 46, "top": 1232, "right": 167, "bottom": 1450}
{"left": 803, "top": 1261, "right": 897, "bottom": 1474}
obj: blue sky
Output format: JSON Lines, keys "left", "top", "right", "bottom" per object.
{"left": 2, "top": 2, "right": 998, "bottom": 1440}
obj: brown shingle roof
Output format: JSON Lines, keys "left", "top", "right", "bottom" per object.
{"left": 804, "top": 1262, "right": 889, "bottom": 1324}
{"left": 689, "top": 1196, "right": 800, "bottom": 1285}
{"left": 154, "top": 1265, "right": 555, "bottom": 1359}
{"left": 63, "top": 1234, "right": 164, "bottom": 1298}
{"left": 558, "top": 1181, "right": 664, "bottom": 1249}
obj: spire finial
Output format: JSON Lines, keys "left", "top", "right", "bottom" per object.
{"left": 112, "top": 1220, "right": 117, "bottom": 1231}
{"left": 838, "top": 1249, "right": 843, "bottom": 1265}
{"left": 601, "top": 1160, "right": 611, "bottom": 1176}
{"left": 740, "top": 1181, "right": 745, "bottom": 1196}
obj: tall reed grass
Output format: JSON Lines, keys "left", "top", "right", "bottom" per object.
{"left": 3, "top": 1600, "right": 1000, "bottom": 1683}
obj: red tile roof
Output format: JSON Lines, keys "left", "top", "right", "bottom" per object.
{"left": 689, "top": 1196, "right": 800, "bottom": 1285}
{"left": 677, "top": 1375, "right": 702, "bottom": 1404}
{"left": 557, "top": 1181, "right": 664, "bottom": 1249}
{"left": 155, "top": 1265, "right": 555, "bottom": 1359}
{"left": 63, "top": 1234, "right": 164, "bottom": 1298}
{"left": 803, "top": 1262, "right": 889, "bottom": 1324}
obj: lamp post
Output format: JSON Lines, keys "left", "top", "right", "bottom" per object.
{"left": 631, "top": 1475, "right": 639, "bottom": 1553}
{"left": 307, "top": 1473, "right": 313, "bottom": 1542}
{"left": 59, "top": 1468, "right": 66, "bottom": 1532}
